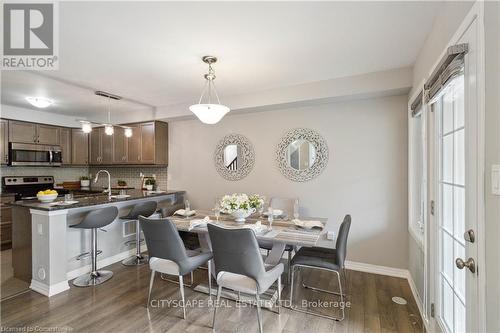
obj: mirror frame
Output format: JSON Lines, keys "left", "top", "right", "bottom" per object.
{"left": 214, "top": 134, "right": 255, "bottom": 181}
{"left": 276, "top": 128, "right": 329, "bottom": 182}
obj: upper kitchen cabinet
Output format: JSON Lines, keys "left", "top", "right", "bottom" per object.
{"left": 72, "top": 129, "right": 88, "bottom": 165}
{"left": 90, "top": 127, "right": 113, "bottom": 165}
{"left": 113, "top": 127, "right": 127, "bottom": 163}
{"left": 0, "top": 120, "right": 8, "bottom": 165}
{"left": 8, "top": 120, "right": 59, "bottom": 145}
{"left": 126, "top": 121, "right": 168, "bottom": 165}
{"left": 59, "top": 128, "right": 72, "bottom": 165}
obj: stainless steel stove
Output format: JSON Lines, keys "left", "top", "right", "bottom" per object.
{"left": 2, "top": 176, "right": 60, "bottom": 200}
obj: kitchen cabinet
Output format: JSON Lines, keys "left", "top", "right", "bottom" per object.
{"left": 8, "top": 120, "right": 37, "bottom": 143}
{"left": 113, "top": 127, "right": 127, "bottom": 163}
{"left": 8, "top": 120, "right": 59, "bottom": 145}
{"left": 0, "top": 119, "right": 8, "bottom": 165}
{"left": 125, "top": 121, "right": 168, "bottom": 165}
{"left": 1, "top": 194, "right": 15, "bottom": 251}
{"left": 59, "top": 128, "right": 72, "bottom": 165}
{"left": 71, "top": 129, "right": 89, "bottom": 165}
{"left": 89, "top": 127, "right": 113, "bottom": 164}
{"left": 37, "top": 124, "right": 60, "bottom": 145}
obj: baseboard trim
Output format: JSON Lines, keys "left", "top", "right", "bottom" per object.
{"left": 345, "top": 260, "right": 408, "bottom": 278}
{"left": 345, "top": 260, "right": 428, "bottom": 330}
{"left": 30, "top": 279, "right": 69, "bottom": 297}
{"left": 67, "top": 244, "right": 148, "bottom": 280}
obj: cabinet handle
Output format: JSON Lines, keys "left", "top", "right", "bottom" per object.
{"left": 138, "top": 155, "right": 140, "bottom": 161}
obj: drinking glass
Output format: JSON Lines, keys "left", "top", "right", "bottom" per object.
{"left": 293, "top": 199, "right": 300, "bottom": 220}
{"left": 184, "top": 199, "right": 191, "bottom": 218}
{"left": 214, "top": 205, "right": 221, "bottom": 223}
{"left": 64, "top": 193, "right": 73, "bottom": 202}
{"left": 267, "top": 206, "right": 274, "bottom": 230}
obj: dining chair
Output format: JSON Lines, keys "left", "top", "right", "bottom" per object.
{"left": 288, "top": 214, "right": 351, "bottom": 321}
{"left": 208, "top": 224, "right": 284, "bottom": 333}
{"left": 139, "top": 216, "right": 213, "bottom": 319}
{"left": 259, "top": 196, "right": 298, "bottom": 283}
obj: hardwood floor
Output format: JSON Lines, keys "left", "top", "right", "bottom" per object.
{"left": 0, "top": 261, "right": 424, "bottom": 333}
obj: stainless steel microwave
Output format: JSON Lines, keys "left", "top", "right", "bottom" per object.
{"left": 8, "top": 143, "right": 62, "bottom": 166}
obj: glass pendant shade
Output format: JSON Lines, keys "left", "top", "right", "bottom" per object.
{"left": 104, "top": 124, "right": 114, "bottom": 135}
{"left": 81, "top": 122, "right": 92, "bottom": 133}
{"left": 190, "top": 56, "right": 230, "bottom": 124}
{"left": 189, "top": 103, "right": 230, "bottom": 125}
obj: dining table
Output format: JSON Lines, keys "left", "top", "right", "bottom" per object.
{"left": 167, "top": 209, "right": 334, "bottom": 308}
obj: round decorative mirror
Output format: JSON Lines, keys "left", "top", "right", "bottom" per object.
{"left": 277, "top": 128, "right": 328, "bottom": 182}
{"left": 215, "top": 134, "right": 255, "bottom": 181}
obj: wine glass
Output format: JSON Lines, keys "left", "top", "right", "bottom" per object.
{"left": 267, "top": 206, "right": 274, "bottom": 230}
{"left": 184, "top": 199, "right": 191, "bottom": 219}
{"left": 214, "top": 205, "right": 221, "bottom": 223}
{"left": 293, "top": 199, "right": 300, "bottom": 220}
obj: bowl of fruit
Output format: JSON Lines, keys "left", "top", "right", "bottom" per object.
{"left": 37, "top": 189, "right": 58, "bottom": 203}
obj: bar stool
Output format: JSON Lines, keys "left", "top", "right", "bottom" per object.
{"left": 121, "top": 201, "right": 158, "bottom": 266}
{"left": 71, "top": 206, "right": 119, "bottom": 287}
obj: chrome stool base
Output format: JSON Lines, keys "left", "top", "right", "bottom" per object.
{"left": 122, "top": 255, "right": 149, "bottom": 266}
{"left": 73, "top": 270, "right": 113, "bottom": 287}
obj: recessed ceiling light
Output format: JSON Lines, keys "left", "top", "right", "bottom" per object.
{"left": 26, "top": 97, "right": 53, "bottom": 108}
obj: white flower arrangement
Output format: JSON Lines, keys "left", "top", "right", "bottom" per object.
{"left": 220, "top": 193, "right": 265, "bottom": 214}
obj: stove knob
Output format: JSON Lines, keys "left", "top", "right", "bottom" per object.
{"left": 12, "top": 179, "right": 17, "bottom": 182}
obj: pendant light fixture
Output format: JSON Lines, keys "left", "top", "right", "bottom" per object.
{"left": 77, "top": 91, "right": 133, "bottom": 137}
{"left": 189, "top": 56, "right": 230, "bottom": 124}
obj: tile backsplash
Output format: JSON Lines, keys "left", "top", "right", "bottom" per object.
{"left": 0, "top": 166, "right": 168, "bottom": 191}
{"left": 89, "top": 166, "right": 168, "bottom": 190}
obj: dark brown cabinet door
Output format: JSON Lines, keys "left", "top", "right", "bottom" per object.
{"left": 89, "top": 128, "right": 101, "bottom": 164}
{"left": 140, "top": 122, "right": 155, "bottom": 163}
{"left": 37, "top": 124, "right": 59, "bottom": 145}
{"left": 127, "top": 124, "right": 141, "bottom": 163}
{"left": 101, "top": 130, "right": 114, "bottom": 164}
{"left": 0, "top": 120, "right": 8, "bottom": 165}
{"left": 59, "top": 128, "right": 71, "bottom": 165}
{"left": 8, "top": 121, "right": 37, "bottom": 143}
{"left": 113, "top": 127, "right": 127, "bottom": 163}
{"left": 71, "top": 129, "right": 88, "bottom": 165}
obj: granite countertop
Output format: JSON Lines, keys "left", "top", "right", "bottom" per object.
{"left": 10, "top": 190, "right": 185, "bottom": 211}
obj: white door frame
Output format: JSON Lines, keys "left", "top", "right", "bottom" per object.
{"left": 427, "top": 2, "right": 486, "bottom": 332}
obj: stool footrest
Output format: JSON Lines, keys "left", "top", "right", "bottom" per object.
{"left": 76, "top": 250, "right": 102, "bottom": 260}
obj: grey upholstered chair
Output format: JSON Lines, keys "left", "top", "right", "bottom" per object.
{"left": 259, "top": 197, "right": 298, "bottom": 283}
{"left": 121, "top": 201, "right": 158, "bottom": 266}
{"left": 289, "top": 214, "right": 351, "bottom": 321}
{"left": 139, "top": 216, "right": 213, "bottom": 319}
{"left": 71, "top": 206, "right": 119, "bottom": 287}
{"left": 208, "top": 224, "right": 284, "bottom": 333}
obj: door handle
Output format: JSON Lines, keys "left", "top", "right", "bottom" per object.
{"left": 456, "top": 257, "right": 476, "bottom": 273}
{"left": 464, "top": 229, "right": 475, "bottom": 243}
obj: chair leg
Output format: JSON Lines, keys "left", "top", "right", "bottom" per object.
{"left": 277, "top": 275, "right": 281, "bottom": 315}
{"left": 208, "top": 261, "right": 212, "bottom": 301}
{"left": 288, "top": 250, "right": 292, "bottom": 284}
{"left": 179, "top": 275, "right": 187, "bottom": 320}
{"left": 212, "top": 285, "right": 222, "bottom": 329}
{"left": 289, "top": 265, "right": 296, "bottom": 303}
{"left": 336, "top": 270, "right": 345, "bottom": 321}
{"left": 147, "top": 270, "right": 155, "bottom": 307}
{"left": 255, "top": 293, "right": 263, "bottom": 333}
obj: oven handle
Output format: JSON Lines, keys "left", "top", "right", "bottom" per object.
{"left": 49, "top": 150, "right": 53, "bottom": 164}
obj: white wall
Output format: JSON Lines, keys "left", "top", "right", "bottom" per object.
{"left": 411, "top": 1, "right": 474, "bottom": 92}
{"left": 168, "top": 95, "right": 409, "bottom": 269}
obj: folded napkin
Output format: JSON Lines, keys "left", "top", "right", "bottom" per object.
{"left": 188, "top": 216, "right": 211, "bottom": 231}
{"left": 292, "top": 219, "right": 324, "bottom": 230}
{"left": 174, "top": 209, "right": 196, "bottom": 217}
{"left": 239, "top": 221, "right": 267, "bottom": 233}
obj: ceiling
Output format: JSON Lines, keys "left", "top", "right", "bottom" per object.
{"left": 1, "top": 1, "right": 443, "bottom": 120}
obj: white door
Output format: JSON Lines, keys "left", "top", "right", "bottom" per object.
{"left": 428, "top": 9, "right": 483, "bottom": 333}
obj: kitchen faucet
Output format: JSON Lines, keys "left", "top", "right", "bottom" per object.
{"left": 94, "top": 170, "right": 111, "bottom": 199}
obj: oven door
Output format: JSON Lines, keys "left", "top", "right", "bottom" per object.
{"left": 9, "top": 143, "right": 61, "bottom": 166}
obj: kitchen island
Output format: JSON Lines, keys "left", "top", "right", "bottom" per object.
{"left": 10, "top": 190, "right": 185, "bottom": 297}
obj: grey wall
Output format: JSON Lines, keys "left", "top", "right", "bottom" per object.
{"left": 168, "top": 95, "right": 409, "bottom": 269}
{"left": 484, "top": 2, "right": 500, "bottom": 332}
